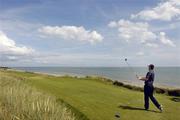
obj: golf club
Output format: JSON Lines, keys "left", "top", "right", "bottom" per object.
{"left": 124, "top": 58, "right": 138, "bottom": 79}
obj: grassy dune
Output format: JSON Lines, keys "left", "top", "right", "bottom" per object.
{"left": 1, "top": 69, "right": 180, "bottom": 120}
{"left": 0, "top": 70, "right": 75, "bottom": 120}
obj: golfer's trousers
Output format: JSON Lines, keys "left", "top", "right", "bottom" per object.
{"left": 144, "top": 85, "right": 160, "bottom": 109}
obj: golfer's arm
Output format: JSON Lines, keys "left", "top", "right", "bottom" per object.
{"left": 138, "top": 77, "right": 148, "bottom": 81}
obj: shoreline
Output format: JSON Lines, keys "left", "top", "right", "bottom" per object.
{"left": 10, "top": 68, "right": 180, "bottom": 89}
{"left": 6, "top": 68, "right": 180, "bottom": 96}
{"left": 10, "top": 67, "right": 180, "bottom": 88}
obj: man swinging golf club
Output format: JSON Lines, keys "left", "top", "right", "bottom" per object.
{"left": 136, "top": 64, "right": 163, "bottom": 112}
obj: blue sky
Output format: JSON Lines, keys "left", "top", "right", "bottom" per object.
{"left": 0, "top": 0, "right": 180, "bottom": 67}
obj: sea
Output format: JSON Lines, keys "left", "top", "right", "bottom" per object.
{"left": 13, "top": 67, "right": 180, "bottom": 88}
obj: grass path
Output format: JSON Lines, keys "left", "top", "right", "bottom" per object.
{"left": 4, "top": 70, "right": 180, "bottom": 120}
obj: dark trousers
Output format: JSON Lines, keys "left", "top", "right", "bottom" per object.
{"left": 144, "top": 85, "right": 160, "bottom": 109}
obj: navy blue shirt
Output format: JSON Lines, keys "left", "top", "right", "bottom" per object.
{"left": 145, "top": 71, "right": 155, "bottom": 86}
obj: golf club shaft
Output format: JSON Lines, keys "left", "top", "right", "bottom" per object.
{"left": 125, "top": 61, "right": 137, "bottom": 78}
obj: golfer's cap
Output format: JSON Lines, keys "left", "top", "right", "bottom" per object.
{"left": 148, "top": 64, "right": 154, "bottom": 66}
{"left": 148, "top": 64, "right": 154, "bottom": 69}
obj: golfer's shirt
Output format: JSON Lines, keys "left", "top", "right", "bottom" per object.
{"left": 145, "top": 71, "right": 154, "bottom": 86}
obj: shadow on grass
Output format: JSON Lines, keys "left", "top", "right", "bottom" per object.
{"left": 170, "top": 97, "right": 180, "bottom": 102}
{"left": 118, "top": 105, "right": 160, "bottom": 113}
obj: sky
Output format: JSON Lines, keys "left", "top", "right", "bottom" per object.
{"left": 0, "top": 0, "right": 180, "bottom": 67}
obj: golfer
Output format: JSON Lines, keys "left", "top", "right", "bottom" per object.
{"left": 136, "top": 64, "right": 163, "bottom": 112}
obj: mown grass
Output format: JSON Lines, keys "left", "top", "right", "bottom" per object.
{"left": 2, "top": 69, "right": 180, "bottom": 120}
{"left": 0, "top": 70, "right": 75, "bottom": 120}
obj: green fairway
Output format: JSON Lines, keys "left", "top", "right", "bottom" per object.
{"left": 3, "top": 70, "right": 180, "bottom": 120}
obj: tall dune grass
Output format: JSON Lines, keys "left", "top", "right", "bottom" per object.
{"left": 0, "top": 73, "right": 75, "bottom": 120}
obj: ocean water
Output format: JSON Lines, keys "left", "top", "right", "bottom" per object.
{"left": 14, "top": 67, "right": 180, "bottom": 88}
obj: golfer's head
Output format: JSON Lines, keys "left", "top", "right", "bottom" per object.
{"left": 148, "top": 64, "right": 154, "bottom": 71}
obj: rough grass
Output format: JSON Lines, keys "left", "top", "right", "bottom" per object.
{"left": 2, "top": 69, "right": 180, "bottom": 120}
{"left": 0, "top": 70, "right": 75, "bottom": 120}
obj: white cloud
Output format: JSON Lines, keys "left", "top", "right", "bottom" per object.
{"left": 136, "top": 51, "right": 144, "bottom": 56}
{"left": 38, "top": 26, "right": 103, "bottom": 44}
{"left": 108, "top": 19, "right": 176, "bottom": 48}
{"left": 131, "top": 0, "right": 180, "bottom": 21}
{"left": 145, "top": 43, "right": 159, "bottom": 48}
{"left": 108, "top": 21, "right": 118, "bottom": 28}
{"left": 108, "top": 19, "right": 157, "bottom": 43}
{"left": 0, "top": 31, "right": 34, "bottom": 61}
{"left": 19, "top": 52, "right": 123, "bottom": 67}
{"left": 159, "top": 32, "right": 176, "bottom": 47}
